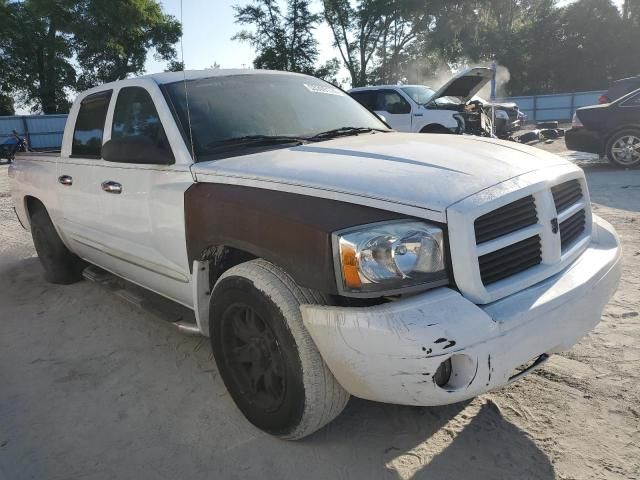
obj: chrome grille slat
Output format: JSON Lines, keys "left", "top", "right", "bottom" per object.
{"left": 474, "top": 196, "right": 538, "bottom": 244}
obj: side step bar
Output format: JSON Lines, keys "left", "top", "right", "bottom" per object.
{"left": 82, "top": 265, "right": 202, "bottom": 336}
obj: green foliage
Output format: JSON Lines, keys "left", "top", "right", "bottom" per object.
{"left": 1, "top": 0, "right": 76, "bottom": 113}
{"left": 165, "top": 60, "right": 185, "bottom": 72}
{"left": 73, "top": 0, "right": 181, "bottom": 91}
{"left": 0, "top": 0, "right": 181, "bottom": 113}
{"left": 328, "top": 0, "right": 640, "bottom": 95}
{"left": 0, "top": 94, "right": 14, "bottom": 115}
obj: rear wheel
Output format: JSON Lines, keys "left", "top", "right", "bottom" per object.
{"left": 606, "top": 129, "right": 640, "bottom": 167}
{"left": 30, "top": 205, "right": 85, "bottom": 284}
{"left": 210, "top": 259, "right": 349, "bottom": 440}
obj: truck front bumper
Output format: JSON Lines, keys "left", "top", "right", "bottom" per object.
{"left": 301, "top": 214, "right": 621, "bottom": 406}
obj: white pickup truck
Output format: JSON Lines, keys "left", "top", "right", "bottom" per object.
{"left": 349, "top": 68, "right": 523, "bottom": 138}
{"left": 9, "top": 69, "right": 621, "bottom": 440}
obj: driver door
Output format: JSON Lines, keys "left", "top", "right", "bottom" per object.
{"left": 89, "top": 85, "right": 195, "bottom": 306}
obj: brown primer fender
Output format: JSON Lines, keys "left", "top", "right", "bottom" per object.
{"left": 184, "top": 183, "right": 407, "bottom": 294}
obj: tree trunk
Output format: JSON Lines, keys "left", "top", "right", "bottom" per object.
{"left": 40, "top": 17, "right": 59, "bottom": 113}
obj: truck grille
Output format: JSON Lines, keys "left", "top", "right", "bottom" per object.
{"left": 448, "top": 174, "right": 592, "bottom": 304}
{"left": 474, "top": 195, "right": 538, "bottom": 244}
{"left": 560, "top": 209, "right": 586, "bottom": 249}
{"left": 479, "top": 235, "right": 542, "bottom": 285}
{"left": 552, "top": 179, "right": 582, "bottom": 212}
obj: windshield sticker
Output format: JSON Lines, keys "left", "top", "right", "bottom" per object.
{"left": 303, "top": 83, "right": 344, "bottom": 96}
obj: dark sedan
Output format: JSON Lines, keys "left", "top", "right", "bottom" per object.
{"left": 565, "top": 87, "right": 640, "bottom": 167}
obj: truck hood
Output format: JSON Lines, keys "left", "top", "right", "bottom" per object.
{"left": 192, "top": 132, "right": 571, "bottom": 218}
{"left": 430, "top": 67, "right": 493, "bottom": 104}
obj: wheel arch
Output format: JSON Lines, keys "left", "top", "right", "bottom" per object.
{"left": 604, "top": 124, "right": 640, "bottom": 145}
{"left": 184, "top": 183, "right": 406, "bottom": 293}
{"left": 22, "top": 195, "right": 47, "bottom": 228}
{"left": 420, "top": 123, "right": 451, "bottom": 133}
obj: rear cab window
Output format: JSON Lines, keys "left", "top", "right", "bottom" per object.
{"left": 71, "top": 91, "right": 112, "bottom": 158}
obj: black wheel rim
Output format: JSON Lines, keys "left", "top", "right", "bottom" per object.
{"left": 221, "top": 303, "right": 286, "bottom": 412}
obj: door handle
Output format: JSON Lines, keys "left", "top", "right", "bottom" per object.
{"left": 101, "top": 181, "right": 122, "bottom": 194}
{"left": 58, "top": 175, "right": 73, "bottom": 186}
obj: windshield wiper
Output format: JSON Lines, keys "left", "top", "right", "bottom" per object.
{"left": 206, "top": 135, "right": 307, "bottom": 150}
{"left": 307, "top": 127, "right": 387, "bottom": 141}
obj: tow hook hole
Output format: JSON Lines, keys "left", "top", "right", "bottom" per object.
{"left": 433, "top": 358, "right": 452, "bottom": 387}
{"left": 434, "top": 354, "right": 478, "bottom": 391}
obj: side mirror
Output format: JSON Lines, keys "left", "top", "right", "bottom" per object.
{"left": 102, "top": 136, "right": 174, "bottom": 165}
{"left": 375, "top": 113, "right": 388, "bottom": 124}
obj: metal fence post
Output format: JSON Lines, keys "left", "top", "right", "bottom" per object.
{"left": 569, "top": 93, "right": 575, "bottom": 119}
{"left": 20, "top": 116, "right": 31, "bottom": 147}
{"left": 533, "top": 96, "right": 537, "bottom": 122}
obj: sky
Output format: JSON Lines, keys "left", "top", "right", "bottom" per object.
{"left": 144, "top": 0, "right": 337, "bottom": 74}
{"left": 145, "top": 0, "right": 625, "bottom": 75}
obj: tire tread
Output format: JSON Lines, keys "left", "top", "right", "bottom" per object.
{"left": 216, "top": 259, "right": 349, "bottom": 439}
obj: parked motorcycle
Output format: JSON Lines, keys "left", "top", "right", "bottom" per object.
{"left": 0, "top": 130, "right": 28, "bottom": 164}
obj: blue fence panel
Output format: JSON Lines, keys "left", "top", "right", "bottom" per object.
{"left": 498, "top": 90, "right": 604, "bottom": 123}
{"left": 24, "top": 115, "right": 67, "bottom": 149}
{"left": 0, "top": 114, "right": 68, "bottom": 150}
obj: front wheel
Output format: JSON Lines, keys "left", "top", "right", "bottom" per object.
{"left": 210, "top": 259, "right": 349, "bottom": 440}
{"left": 606, "top": 129, "right": 640, "bottom": 167}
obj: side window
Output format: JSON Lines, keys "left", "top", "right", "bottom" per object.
{"left": 111, "top": 87, "right": 171, "bottom": 157}
{"left": 72, "top": 91, "right": 112, "bottom": 157}
{"left": 350, "top": 91, "right": 376, "bottom": 111}
{"left": 376, "top": 91, "right": 411, "bottom": 115}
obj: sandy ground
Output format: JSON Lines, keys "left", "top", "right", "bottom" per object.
{"left": 0, "top": 143, "right": 639, "bottom": 480}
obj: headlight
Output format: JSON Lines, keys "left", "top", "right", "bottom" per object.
{"left": 334, "top": 221, "right": 448, "bottom": 295}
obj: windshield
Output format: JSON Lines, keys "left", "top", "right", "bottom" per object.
{"left": 164, "top": 73, "right": 389, "bottom": 160}
{"left": 400, "top": 86, "right": 435, "bottom": 105}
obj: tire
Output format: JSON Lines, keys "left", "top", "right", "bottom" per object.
{"left": 606, "top": 129, "right": 640, "bottom": 168}
{"left": 209, "top": 259, "right": 349, "bottom": 440}
{"left": 30, "top": 205, "right": 85, "bottom": 284}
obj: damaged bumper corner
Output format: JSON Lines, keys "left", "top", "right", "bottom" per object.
{"left": 301, "top": 214, "right": 622, "bottom": 406}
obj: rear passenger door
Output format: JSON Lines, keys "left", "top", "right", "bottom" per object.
{"left": 56, "top": 90, "right": 112, "bottom": 256}
{"left": 373, "top": 90, "right": 412, "bottom": 132}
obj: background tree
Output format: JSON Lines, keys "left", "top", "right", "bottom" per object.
{"left": 321, "top": 0, "right": 392, "bottom": 87}
{"left": 0, "top": 93, "right": 14, "bottom": 115}
{"left": 1, "top": 0, "right": 76, "bottom": 113}
{"left": 165, "top": 60, "right": 185, "bottom": 72}
{"left": 0, "top": 0, "right": 181, "bottom": 113}
{"left": 233, "top": 0, "right": 321, "bottom": 74}
{"left": 72, "top": 0, "right": 181, "bottom": 91}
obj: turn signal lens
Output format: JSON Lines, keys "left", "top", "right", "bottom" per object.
{"left": 340, "top": 242, "right": 362, "bottom": 289}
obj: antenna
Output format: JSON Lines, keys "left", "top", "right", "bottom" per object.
{"left": 180, "top": 0, "right": 196, "bottom": 162}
